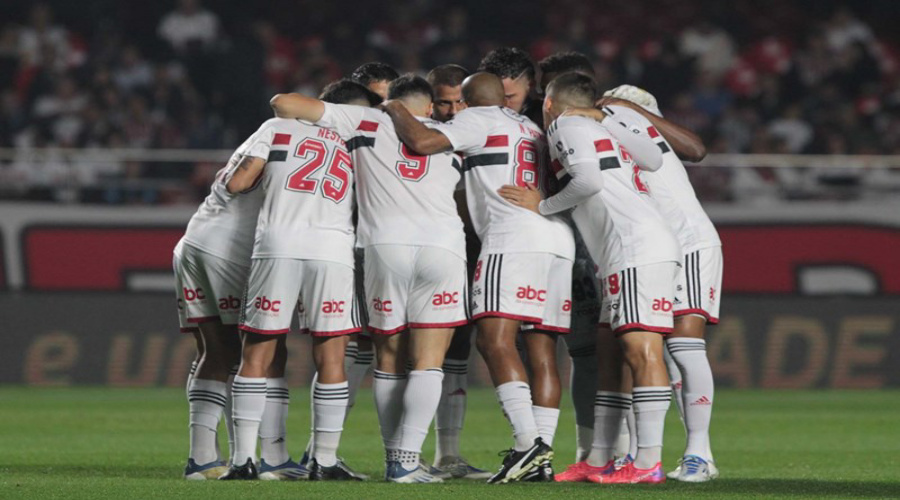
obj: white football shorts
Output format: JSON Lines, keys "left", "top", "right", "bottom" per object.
{"left": 674, "top": 246, "right": 723, "bottom": 324}
{"left": 239, "top": 258, "right": 361, "bottom": 337}
{"left": 472, "top": 252, "right": 573, "bottom": 333}
{"left": 364, "top": 245, "right": 469, "bottom": 335}
{"left": 173, "top": 241, "right": 250, "bottom": 330}
{"left": 599, "top": 261, "right": 679, "bottom": 335}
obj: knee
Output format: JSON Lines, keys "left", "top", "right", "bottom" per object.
{"left": 623, "top": 341, "right": 662, "bottom": 370}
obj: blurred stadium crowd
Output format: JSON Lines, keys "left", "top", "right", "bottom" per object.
{"left": 0, "top": 0, "right": 898, "bottom": 204}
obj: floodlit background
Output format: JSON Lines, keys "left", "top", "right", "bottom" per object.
{"left": 0, "top": 0, "right": 898, "bottom": 388}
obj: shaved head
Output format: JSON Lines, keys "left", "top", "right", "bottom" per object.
{"left": 461, "top": 72, "right": 505, "bottom": 107}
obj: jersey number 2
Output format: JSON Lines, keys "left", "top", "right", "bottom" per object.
{"left": 286, "top": 138, "right": 352, "bottom": 203}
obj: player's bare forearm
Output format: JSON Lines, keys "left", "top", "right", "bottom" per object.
{"left": 226, "top": 156, "right": 266, "bottom": 194}
{"left": 383, "top": 100, "right": 452, "bottom": 154}
{"left": 597, "top": 97, "right": 707, "bottom": 162}
{"left": 269, "top": 93, "right": 326, "bottom": 123}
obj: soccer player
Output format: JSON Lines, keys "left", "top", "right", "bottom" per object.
{"left": 600, "top": 87, "right": 720, "bottom": 482}
{"left": 174, "top": 134, "right": 264, "bottom": 480}
{"left": 501, "top": 72, "right": 677, "bottom": 484}
{"left": 382, "top": 72, "right": 575, "bottom": 483}
{"left": 536, "top": 51, "right": 605, "bottom": 464}
{"left": 352, "top": 61, "right": 400, "bottom": 100}
{"left": 270, "top": 74, "right": 469, "bottom": 483}
{"left": 478, "top": 47, "right": 543, "bottom": 125}
{"left": 423, "top": 63, "right": 490, "bottom": 479}
{"left": 219, "top": 91, "right": 364, "bottom": 482}
{"left": 428, "top": 64, "right": 468, "bottom": 122}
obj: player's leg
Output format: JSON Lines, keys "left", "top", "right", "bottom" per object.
{"left": 434, "top": 324, "right": 471, "bottom": 465}
{"left": 373, "top": 331, "right": 409, "bottom": 469}
{"left": 291, "top": 259, "right": 363, "bottom": 481}
{"left": 221, "top": 258, "right": 299, "bottom": 480}
{"left": 667, "top": 247, "right": 722, "bottom": 482}
{"left": 257, "top": 338, "right": 304, "bottom": 480}
{"left": 589, "top": 264, "right": 676, "bottom": 485}
{"left": 473, "top": 253, "right": 554, "bottom": 483}
{"left": 559, "top": 323, "right": 627, "bottom": 483}
{"left": 346, "top": 249, "right": 374, "bottom": 407}
{"left": 175, "top": 247, "right": 229, "bottom": 479}
{"left": 567, "top": 235, "right": 602, "bottom": 463}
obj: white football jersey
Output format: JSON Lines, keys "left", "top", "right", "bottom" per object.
{"left": 548, "top": 115, "right": 680, "bottom": 275}
{"left": 180, "top": 127, "right": 267, "bottom": 265}
{"left": 251, "top": 118, "right": 355, "bottom": 267}
{"left": 317, "top": 103, "right": 466, "bottom": 259}
{"left": 606, "top": 105, "right": 721, "bottom": 253}
{"left": 433, "top": 106, "right": 574, "bottom": 260}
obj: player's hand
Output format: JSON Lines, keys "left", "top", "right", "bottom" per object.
{"left": 602, "top": 85, "right": 660, "bottom": 112}
{"left": 562, "top": 107, "right": 606, "bottom": 122}
{"left": 498, "top": 183, "right": 542, "bottom": 214}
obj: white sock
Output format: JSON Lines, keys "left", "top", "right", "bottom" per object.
{"left": 374, "top": 370, "right": 408, "bottom": 453}
{"left": 533, "top": 406, "right": 560, "bottom": 447}
{"left": 435, "top": 359, "right": 467, "bottom": 461}
{"left": 188, "top": 378, "right": 226, "bottom": 465}
{"left": 225, "top": 365, "right": 238, "bottom": 460}
{"left": 259, "top": 378, "right": 289, "bottom": 466}
{"left": 231, "top": 375, "right": 267, "bottom": 465}
{"left": 569, "top": 351, "right": 598, "bottom": 461}
{"left": 614, "top": 416, "right": 630, "bottom": 459}
{"left": 664, "top": 343, "right": 686, "bottom": 428}
{"left": 587, "top": 391, "right": 630, "bottom": 466}
{"left": 186, "top": 360, "right": 198, "bottom": 398}
{"left": 632, "top": 386, "right": 671, "bottom": 469}
{"left": 347, "top": 347, "right": 373, "bottom": 408}
{"left": 313, "top": 381, "right": 349, "bottom": 467}
{"left": 303, "top": 372, "right": 317, "bottom": 462}
{"left": 495, "top": 381, "right": 539, "bottom": 451}
{"left": 398, "top": 369, "right": 444, "bottom": 466}
{"left": 668, "top": 338, "right": 714, "bottom": 460}
{"left": 626, "top": 408, "right": 637, "bottom": 458}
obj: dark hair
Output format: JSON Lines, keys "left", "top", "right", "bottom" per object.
{"left": 350, "top": 62, "right": 400, "bottom": 86}
{"left": 539, "top": 51, "right": 594, "bottom": 78}
{"left": 319, "top": 79, "right": 383, "bottom": 106}
{"left": 477, "top": 47, "right": 535, "bottom": 83}
{"left": 426, "top": 64, "right": 470, "bottom": 88}
{"left": 546, "top": 72, "right": 597, "bottom": 107}
{"left": 387, "top": 74, "right": 434, "bottom": 101}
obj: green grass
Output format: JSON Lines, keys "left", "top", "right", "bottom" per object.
{"left": 1, "top": 387, "right": 898, "bottom": 499}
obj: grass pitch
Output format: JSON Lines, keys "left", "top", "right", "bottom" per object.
{"left": 1, "top": 387, "right": 898, "bottom": 499}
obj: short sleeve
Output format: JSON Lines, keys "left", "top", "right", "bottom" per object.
{"left": 241, "top": 122, "right": 276, "bottom": 160}
{"left": 318, "top": 103, "right": 371, "bottom": 139}
{"left": 431, "top": 108, "right": 488, "bottom": 154}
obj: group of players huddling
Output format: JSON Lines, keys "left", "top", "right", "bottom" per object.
{"left": 174, "top": 47, "right": 722, "bottom": 485}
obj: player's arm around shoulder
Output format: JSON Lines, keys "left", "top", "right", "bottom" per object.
{"left": 225, "top": 155, "right": 266, "bottom": 194}
{"left": 269, "top": 93, "right": 326, "bottom": 123}
{"left": 382, "top": 100, "right": 452, "bottom": 154}
{"left": 598, "top": 95, "right": 707, "bottom": 162}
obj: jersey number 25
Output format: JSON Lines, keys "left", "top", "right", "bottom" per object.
{"left": 286, "top": 138, "right": 352, "bottom": 203}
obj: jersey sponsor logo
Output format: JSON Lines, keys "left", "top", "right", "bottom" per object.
{"left": 183, "top": 287, "right": 206, "bottom": 301}
{"left": 322, "top": 300, "right": 345, "bottom": 314}
{"left": 254, "top": 296, "right": 281, "bottom": 312}
{"left": 432, "top": 291, "right": 460, "bottom": 306}
{"left": 372, "top": 297, "right": 392, "bottom": 313}
{"left": 562, "top": 299, "right": 572, "bottom": 312}
{"left": 652, "top": 298, "right": 673, "bottom": 312}
{"left": 218, "top": 295, "right": 241, "bottom": 310}
{"left": 516, "top": 286, "right": 546, "bottom": 302}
